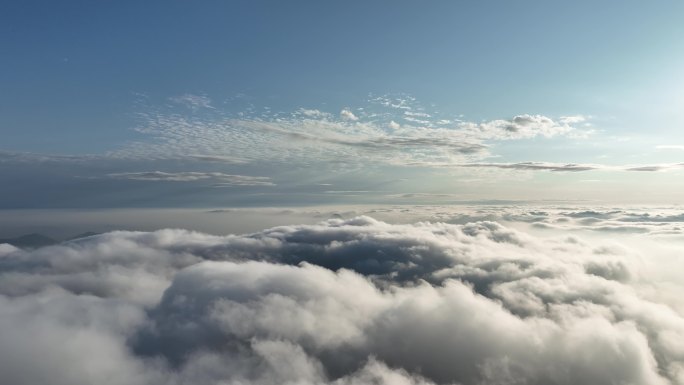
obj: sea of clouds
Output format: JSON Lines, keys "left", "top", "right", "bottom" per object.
{"left": 2, "top": 208, "right": 684, "bottom": 384}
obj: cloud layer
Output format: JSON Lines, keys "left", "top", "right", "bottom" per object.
{"left": 2, "top": 95, "right": 682, "bottom": 209}
{"left": 2, "top": 214, "right": 684, "bottom": 384}
{"left": 112, "top": 95, "right": 590, "bottom": 168}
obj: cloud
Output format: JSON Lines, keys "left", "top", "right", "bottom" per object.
{"left": 340, "top": 109, "right": 359, "bottom": 121}
{"left": 299, "top": 108, "right": 330, "bottom": 118}
{"left": 231, "top": 118, "right": 489, "bottom": 161}
{"left": 459, "top": 161, "right": 601, "bottom": 172}
{"left": 617, "top": 163, "right": 681, "bottom": 172}
{"left": 559, "top": 115, "right": 587, "bottom": 124}
{"left": 0, "top": 150, "right": 254, "bottom": 166}
{"left": 0, "top": 243, "right": 18, "bottom": 256}
{"left": 0, "top": 150, "right": 98, "bottom": 164}
{"left": 625, "top": 165, "right": 672, "bottom": 172}
{"left": 112, "top": 96, "right": 590, "bottom": 169}
{"left": 460, "top": 114, "right": 585, "bottom": 140}
{"left": 430, "top": 205, "right": 684, "bottom": 236}
{"left": 186, "top": 155, "right": 248, "bottom": 164}
{"left": 6, "top": 94, "right": 678, "bottom": 207}
{"left": 169, "top": 94, "right": 214, "bottom": 110}
{"left": 439, "top": 161, "right": 684, "bottom": 173}
{"left": 14, "top": 95, "right": 672, "bottom": 191}
{"left": 107, "top": 171, "right": 274, "bottom": 185}
{"left": 2, "top": 215, "right": 684, "bottom": 384}
{"left": 369, "top": 94, "right": 417, "bottom": 111}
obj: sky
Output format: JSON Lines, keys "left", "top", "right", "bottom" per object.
{"left": 2, "top": 0, "right": 684, "bottom": 209}
{"left": 6, "top": 3, "right": 684, "bottom": 384}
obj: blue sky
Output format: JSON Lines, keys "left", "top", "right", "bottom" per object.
{"left": 2, "top": 1, "right": 684, "bottom": 208}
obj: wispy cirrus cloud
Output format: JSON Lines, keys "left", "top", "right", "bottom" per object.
{"left": 186, "top": 155, "right": 249, "bottom": 164}
{"left": 458, "top": 161, "right": 601, "bottom": 172}
{"left": 0, "top": 151, "right": 100, "bottom": 164}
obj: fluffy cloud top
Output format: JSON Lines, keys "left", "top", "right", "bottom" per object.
{"left": 434, "top": 206, "right": 684, "bottom": 236}
{"left": 2, "top": 214, "right": 684, "bottom": 384}
{"left": 340, "top": 109, "right": 359, "bottom": 121}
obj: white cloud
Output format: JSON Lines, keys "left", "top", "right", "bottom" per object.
{"left": 0, "top": 243, "right": 18, "bottom": 256}
{"left": 369, "top": 94, "right": 416, "bottom": 111}
{"left": 299, "top": 108, "right": 330, "bottom": 118}
{"left": 460, "top": 114, "right": 585, "bottom": 140}
{"left": 3, "top": 214, "right": 684, "bottom": 383}
{"left": 404, "top": 111, "right": 431, "bottom": 118}
{"left": 559, "top": 115, "right": 587, "bottom": 124}
{"left": 340, "top": 109, "right": 359, "bottom": 121}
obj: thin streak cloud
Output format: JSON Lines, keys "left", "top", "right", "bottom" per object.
{"left": 107, "top": 171, "right": 274, "bottom": 185}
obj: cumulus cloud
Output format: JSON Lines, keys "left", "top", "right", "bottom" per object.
{"left": 3, "top": 215, "right": 684, "bottom": 384}
{"left": 340, "top": 109, "right": 359, "bottom": 121}
{"left": 107, "top": 171, "right": 274, "bottom": 185}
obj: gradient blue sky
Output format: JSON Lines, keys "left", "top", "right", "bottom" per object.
{"left": 2, "top": 1, "right": 684, "bottom": 208}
